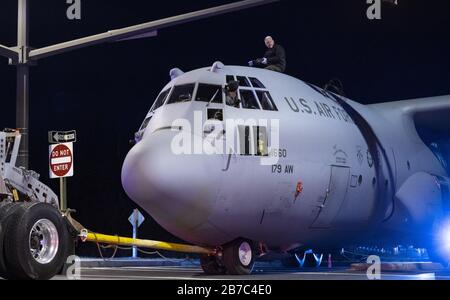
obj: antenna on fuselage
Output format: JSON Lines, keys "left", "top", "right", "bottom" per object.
{"left": 170, "top": 68, "right": 185, "bottom": 80}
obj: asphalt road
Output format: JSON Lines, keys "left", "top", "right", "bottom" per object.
{"left": 52, "top": 265, "right": 450, "bottom": 280}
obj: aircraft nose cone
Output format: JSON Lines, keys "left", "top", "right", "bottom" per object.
{"left": 121, "top": 130, "right": 221, "bottom": 236}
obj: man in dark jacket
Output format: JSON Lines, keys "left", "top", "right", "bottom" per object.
{"left": 249, "top": 36, "right": 286, "bottom": 73}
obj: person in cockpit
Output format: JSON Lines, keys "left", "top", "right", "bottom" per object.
{"left": 225, "top": 80, "right": 241, "bottom": 108}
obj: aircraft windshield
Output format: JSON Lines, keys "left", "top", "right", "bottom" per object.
{"left": 195, "top": 84, "right": 222, "bottom": 103}
{"left": 240, "top": 90, "right": 260, "bottom": 110}
{"left": 256, "top": 91, "right": 278, "bottom": 111}
{"left": 152, "top": 89, "right": 170, "bottom": 111}
{"left": 167, "top": 84, "right": 195, "bottom": 104}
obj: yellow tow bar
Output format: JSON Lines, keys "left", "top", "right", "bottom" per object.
{"left": 79, "top": 230, "right": 216, "bottom": 255}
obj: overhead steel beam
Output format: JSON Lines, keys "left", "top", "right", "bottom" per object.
{"left": 29, "top": 0, "right": 279, "bottom": 60}
{"left": 0, "top": 44, "right": 18, "bottom": 61}
{"left": 16, "top": 0, "right": 30, "bottom": 168}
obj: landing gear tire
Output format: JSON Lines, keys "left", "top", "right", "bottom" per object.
{"left": 0, "top": 202, "right": 22, "bottom": 279}
{"left": 200, "top": 254, "right": 226, "bottom": 275}
{"left": 223, "top": 239, "right": 255, "bottom": 275}
{"left": 3, "top": 202, "right": 72, "bottom": 280}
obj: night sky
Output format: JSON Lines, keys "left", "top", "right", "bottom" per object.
{"left": 1, "top": 0, "right": 449, "bottom": 257}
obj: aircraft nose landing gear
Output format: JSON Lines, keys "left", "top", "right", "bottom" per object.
{"left": 222, "top": 239, "right": 255, "bottom": 275}
{"left": 200, "top": 239, "right": 256, "bottom": 275}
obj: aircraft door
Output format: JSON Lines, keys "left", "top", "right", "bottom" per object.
{"left": 311, "top": 166, "right": 350, "bottom": 228}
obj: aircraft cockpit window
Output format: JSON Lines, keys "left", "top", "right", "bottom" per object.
{"left": 226, "top": 75, "right": 235, "bottom": 83}
{"left": 239, "top": 90, "right": 261, "bottom": 110}
{"left": 256, "top": 91, "right": 278, "bottom": 111}
{"left": 249, "top": 77, "right": 266, "bottom": 89}
{"left": 166, "top": 84, "right": 195, "bottom": 104}
{"left": 237, "top": 76, "right": 251, "bottom": 87}
{"left": 195, "top": 84, "right": 223, "bottom": 104}
{"left": 152, "top": 89, "right": 170, "bottom": 111}
{"left": 139, "top": 116, "right": 152, "bottom": 131}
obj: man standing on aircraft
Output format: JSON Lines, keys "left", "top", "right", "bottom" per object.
{"left": 248, "top": 36, "right": 286, "bottom": 73}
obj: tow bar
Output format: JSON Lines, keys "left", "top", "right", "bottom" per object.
{"left": 79, "top": 229, "right": 217, "bottom": 255}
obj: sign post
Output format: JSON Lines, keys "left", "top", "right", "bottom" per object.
{"left": 128, "top": 209, "right": 145, "bottom": 258}
{"left": 49, "top": 131, "right": 76, "bottom": 211}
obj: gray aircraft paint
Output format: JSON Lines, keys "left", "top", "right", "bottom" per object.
{"left": 122, "top": 63, "right": 450, "bottom": 251}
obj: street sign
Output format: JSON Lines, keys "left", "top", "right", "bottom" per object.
{"left": 128, "top": 209, "right": 145, "bottom": 227}
{"left": 129, "top": 209, "right": 145, "bottom": 258}
{"left": 49, "top": 143, "right": 74, "bottom": 178}
{"left": 48, "top": 130, "right": 77, "bottom": 144}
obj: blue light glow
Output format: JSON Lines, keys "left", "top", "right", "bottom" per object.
{"left": 440, "top": 220, "right": 450, "bottom": 254}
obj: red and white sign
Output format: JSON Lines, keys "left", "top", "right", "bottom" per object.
{"left": 49, "top": 143, "right": 74, "bottom": 178}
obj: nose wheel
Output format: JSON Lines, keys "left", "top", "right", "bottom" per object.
{"left": 222, "top": 239, "right": 255, "bottom": 275}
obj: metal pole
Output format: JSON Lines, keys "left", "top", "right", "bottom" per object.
{"left": 16, "top": 0, "right": 29, "bottom": 168}
{"left": 132, "top": 209, "right": 138, "bottom": 258}
{"left": 60, "top": 177, "right": 67, "bottom": 211}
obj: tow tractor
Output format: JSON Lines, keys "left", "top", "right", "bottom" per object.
{"left": 0, "top": 129, "right": 216, "bottom": 280}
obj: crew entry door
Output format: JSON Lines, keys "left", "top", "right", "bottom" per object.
{"left": 311, "top": 166, "right": 350, "bottom": 228}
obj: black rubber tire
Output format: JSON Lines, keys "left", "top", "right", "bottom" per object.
{"left": 58, "top": 222, "right": 77, "bottom": 276}
{"left": 0, "top": 202, "right": 22, "bottom": 280}
{"left": 200, "top": 254, "right": 226, "bottom": 275}
{"left": 4, "top": 202, "right": 71, "bottom": 280}
{"left": 223, "top": 239, "right": 254, "bottom": 275}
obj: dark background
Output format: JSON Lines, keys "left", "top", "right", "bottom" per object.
{"left": 1, "top": 0, "right": 449, "bottom": 257}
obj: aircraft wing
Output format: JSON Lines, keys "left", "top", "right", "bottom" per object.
{"left": 369, "top": 95, "right": 450, "bottom": 132}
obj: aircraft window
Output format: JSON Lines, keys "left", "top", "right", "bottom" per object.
{"left": 195, "top": 84, "right": 223, "bottom": 104}
{"left": 166, "top": 84, "right": 195, "bottom": 104}
{"left": 207, "top": 108, "right": 223, "bottom": 121}
{"left": 249, "top": 77, "right": 266, "bottom": 89}
{"left": 256, "top": 126, "right": 268, "bottom": 156}
{"left": 239, "top": 90, "right": 261, "bottom": 110}
{"left": 237, "top": 76, "right": 251, "bottom": 87}
{"left": 226, "top": 75, "right": 235, "bottom": 83}
{"left": 238, "top": 126, "right": 254, "bottom": 156}
{"left": 152, "top": 89, "right": 170, "bottom": 111}
{"left": 139, "top": 116, "right": 152, "bottom": 131}
{"left": 237, "top": 126, "right": 267, "bottom": 156}
{"left": 256, "top": 91, "right": 278, "bottom": 111}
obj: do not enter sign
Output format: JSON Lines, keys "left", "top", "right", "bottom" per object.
{"left": 49, "top": 143, "right": 74, "bottom": 178}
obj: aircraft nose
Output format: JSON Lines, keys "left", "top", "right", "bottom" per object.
{"left": 121, "top": 130, "right": 221, "bottom": 235}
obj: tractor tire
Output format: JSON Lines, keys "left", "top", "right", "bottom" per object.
{"left": 4, "top": 202, "right": 72, "bottom": 280}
